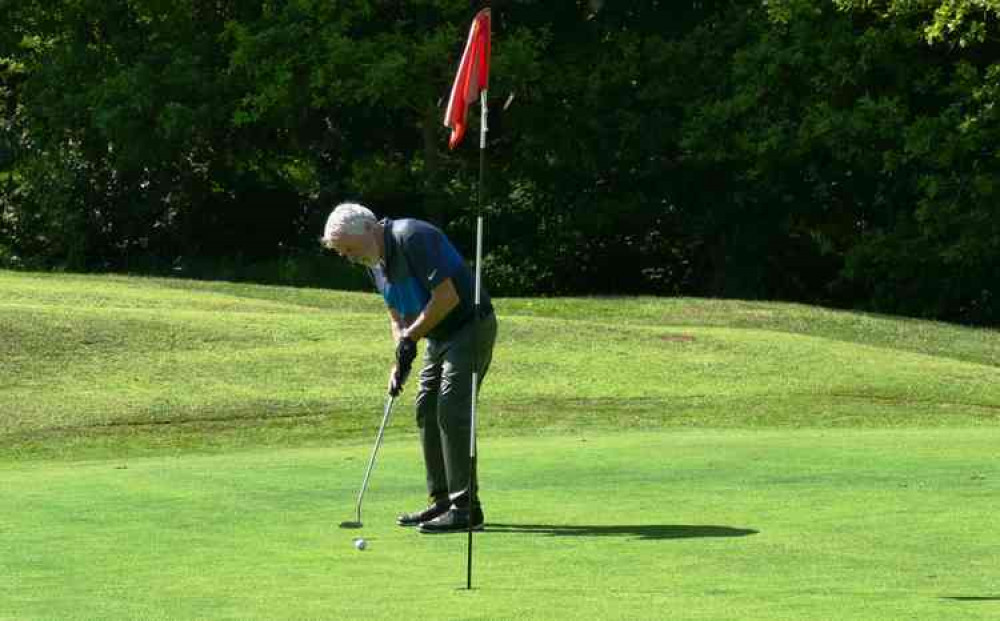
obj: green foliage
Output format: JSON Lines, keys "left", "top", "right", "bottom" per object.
{"left": 829, "top": 0, "right": 1000, "bottom": 46}
{"left": 3, "top": 1, "right": 1000, "bottom": 322}
{"left": 681, "top": 0, "right": 1000, "bottom": 321}
{"left": 811, "top": 0, "right": 1000, "bottom": 322}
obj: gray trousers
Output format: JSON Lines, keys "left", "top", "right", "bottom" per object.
{"left": 415, "top": 312, "right": 497, "bottom": 508}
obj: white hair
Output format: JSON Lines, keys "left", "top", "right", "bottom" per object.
{"left": 321, "top": 202, "right": 377, "bottom": 248}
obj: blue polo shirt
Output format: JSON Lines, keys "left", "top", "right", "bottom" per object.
{"left": 370, "top": 218, "right": 491, "bottom": 342}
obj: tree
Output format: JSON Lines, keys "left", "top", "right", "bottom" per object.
{"left": 682, "top": 0, "right": 1000, "bottom": 321}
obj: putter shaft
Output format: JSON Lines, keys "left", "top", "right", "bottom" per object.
{"left": 340, "top": 394, "right": 396, "bottom": 529}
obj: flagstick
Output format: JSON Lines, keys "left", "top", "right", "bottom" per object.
{"left": 467, "top": 87, "right": 487, "bottom": 591}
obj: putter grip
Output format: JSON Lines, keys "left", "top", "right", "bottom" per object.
{"left": 392, "top": 337, "right": 417, "bottom": 395}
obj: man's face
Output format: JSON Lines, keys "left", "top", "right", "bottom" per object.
{"left": 329, "top": 230, "right": 380, "bottom": 268}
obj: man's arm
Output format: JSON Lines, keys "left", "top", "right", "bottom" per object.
{"left": 389, "top": 278, "right": 458, "bottom": 396}
{"left": 401, "top": 278, "right": 459, "bottom": 342}
{"left": 388, "top": 308, "right": 405, "bottom": 342}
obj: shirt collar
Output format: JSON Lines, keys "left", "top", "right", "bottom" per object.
{"left": 379, "top": 217, "right": 394, "bottom": 268}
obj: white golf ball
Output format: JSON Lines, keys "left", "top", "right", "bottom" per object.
{"left": 354, "top": 538, "right": 367, "bottom": 551}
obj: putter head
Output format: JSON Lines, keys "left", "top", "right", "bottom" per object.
{"left": 339, "top": 520, "right": 363, "bottom": 529}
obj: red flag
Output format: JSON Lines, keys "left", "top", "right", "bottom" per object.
{"left": 444, "top": 9, "right": 491, "bottom": 150}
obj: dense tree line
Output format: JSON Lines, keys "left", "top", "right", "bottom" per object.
{"left": 1, "top": 1, "right": 998, "bottom": 323}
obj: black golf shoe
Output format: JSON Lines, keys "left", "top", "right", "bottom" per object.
{"left": 396, "top": 502, "right": 450, "bottom": 527}
{"left": 418, "top": 506, "right": 485, "bottom": 534}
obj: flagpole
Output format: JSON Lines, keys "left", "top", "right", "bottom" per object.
{"left": 467, "top": 79, "right": 487, "bottom": 593}
{"left": 443, "top": 6, "right": 491, "bottom": 591}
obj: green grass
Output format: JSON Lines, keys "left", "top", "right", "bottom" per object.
{"left": 2, "top": 431, "right": 997, "bottom": 620}
{"left": 1, "top": 269, "right": 999, "bottom": 620}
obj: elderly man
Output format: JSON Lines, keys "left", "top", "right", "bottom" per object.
{"left": 321, "top": 202, "right": 497, "bottom": 533}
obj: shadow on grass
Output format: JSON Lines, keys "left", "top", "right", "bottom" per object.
{"left": 941, "top": 596, "right": 1000, "bottom": 602}
{"left": 485, "top": 523, "right": 758, "bottom": 541}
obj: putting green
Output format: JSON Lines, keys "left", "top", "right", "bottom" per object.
{"left": 2, "top": 429, "right": 997, "bottom": 620}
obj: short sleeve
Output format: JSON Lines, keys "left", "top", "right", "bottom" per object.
{"left": 400, "top": 227, "right": 453, "bottom": 291}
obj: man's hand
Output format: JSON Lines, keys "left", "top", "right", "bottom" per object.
{"left": 388, "top": 366, "right": 404, "bottom": 396}
{"left": 389, "top": 337, "right": 418, "bottom": 396}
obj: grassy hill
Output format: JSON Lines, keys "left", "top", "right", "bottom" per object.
{"left": 2, "top": 269, "right": 999, "bottom": 461}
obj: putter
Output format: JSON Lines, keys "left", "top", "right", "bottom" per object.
{"left": 339, "top": 393, "right": 397, "bottom": 529}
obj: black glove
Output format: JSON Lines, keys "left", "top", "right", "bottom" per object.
{"left": 390, "top": 336, "right": 418, "bottom": 396}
